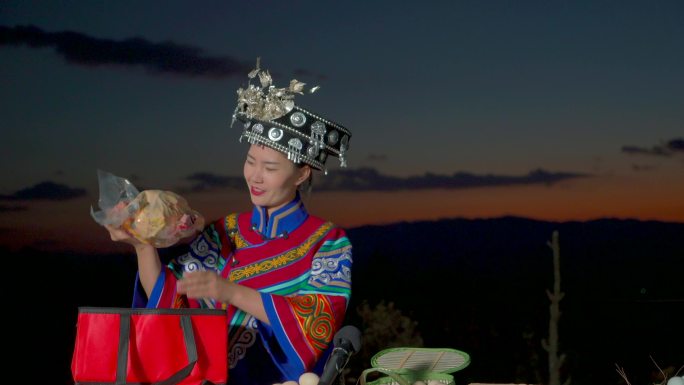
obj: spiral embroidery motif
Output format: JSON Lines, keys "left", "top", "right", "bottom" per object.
{"left": 288, "top": 294, "right": 334, "bottom": 354}
{"left": 177, "top": 253, "right": 202, "bottom": 272}
{"left": 194, "top": 237, "right": 211, "bottom": 256}
{"left": 228, "top": 317, "right": 257, "bottom": 368}
{"left": 309, "top": 251, "right": 352, "bottom": 285}
{"left": 175, "top": 231, "right": 220, "bottom": 272}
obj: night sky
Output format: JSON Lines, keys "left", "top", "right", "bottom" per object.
{"left": 1, "top": 1, "right": 683, "bottom": 252}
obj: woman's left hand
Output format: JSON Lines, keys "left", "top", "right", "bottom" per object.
{"left": 176, "top": 271, "right": 232, "bottom": 303}
{"left": 179, "top": 271, "right": 269, "bottom": 324}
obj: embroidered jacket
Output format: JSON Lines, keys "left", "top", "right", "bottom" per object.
{"left": 132, "top": 194, "right": 353, "bottom": 384}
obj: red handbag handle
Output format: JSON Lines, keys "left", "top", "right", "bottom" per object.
{"left": 116, "top": 314, "right": 198, "bottom": 385}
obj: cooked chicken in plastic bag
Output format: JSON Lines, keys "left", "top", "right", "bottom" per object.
{"left": 91, "top": 170, "right": 204, "bottom": 248}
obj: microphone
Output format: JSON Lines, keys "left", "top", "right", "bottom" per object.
{"left": 318, "top": 325, "right": 362, "bottom": 385}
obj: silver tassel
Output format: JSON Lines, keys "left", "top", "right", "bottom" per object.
{"left": 310, "top": 121, "right": 327, "bottom": 149}
{"left": 339, "top": 153, "right": 347, "bottom": 167}
{"left": 339, "top": 136, "right": 349, "bottom": 167}
{"left": 288, "top": 138, "right": 303, "bottom": 163}
{"left": 246, "top": 123, "right": 264, "bottom": 144}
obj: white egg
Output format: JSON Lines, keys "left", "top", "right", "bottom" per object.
{"left": 667, "top": 377, "right": 684, "bottom": 385}
{"left": 427, "top": 380, "right": 443, "bottom": 385}
{"left": 283, "top": 381, "right": 299, "bottom": 385}
{"left": 413, "top": 381, "right": 426, "bottom": 385}
{"left": 299, "top": 372, "right": 320, "bottom": 385}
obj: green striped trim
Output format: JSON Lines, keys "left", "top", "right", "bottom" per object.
{"left": 298, "top": 288, "right": 350, "bottom": 300}
{"left": 229, "top": 310, "right": 248, "bottom": 339}
{"left": 300, "top": 281, "right": 350, "bottom": 292}
{"left": 317, "top": 237, "right": 351, "bottom": 253}
{"left": 261, "top": 273, "right": 311, "bottom": 295}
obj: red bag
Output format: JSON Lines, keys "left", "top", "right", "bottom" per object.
{"left": 72, "top": 307, "right": 228, "bottom": 385}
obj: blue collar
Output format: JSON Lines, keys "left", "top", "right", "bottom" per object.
{"left": 251, "top": 193, "right": 309, "bottom": 240}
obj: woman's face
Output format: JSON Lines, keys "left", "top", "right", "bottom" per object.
{"left": 243, "top": 144, "right": 311, "bottom": 214}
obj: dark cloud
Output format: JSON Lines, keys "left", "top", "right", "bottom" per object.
{"left": 0, "top": 204, "right": 28, "bottom": 212}
{"left": 621, "top": 145, "right": 670, "bottom": 157}
{"left": 621, "top": 138, "right": 684, "bottom": 157}
{"left": 181, "top": 168, "right": 587, "bottom": 193}
{"left": 631, "top": 164, "right": 656, "bottom": 172}
{"left": 184, "top": 172, "right": 243, "bottom": 192}
{"left": 0, "top": 25, "right": 250, "bottom": 78}
{"left": 366, "top": 153, "right": 388, "bottom": 162}
{"left": 0, "top": 181, "right": 86, "bottom": 201}
{"left": 668, "top": 138, "right": 684, "bottom": 152}
{"left": 314, "top": 168, "right": 589, "bottom": 191}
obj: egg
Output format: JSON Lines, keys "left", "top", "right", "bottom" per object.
{"left": 283, "top": 381, "right": 299, "bottom": 385}
{"left": 413, "top": 381, "right": 426, "bottom": 385}
{"left": 667, "top": 377, "right": 684, "bottom": 385}
{"left": 427, "top": 380, "right": 443, "bottom": 385}
{"left": 299, "top": 372, "right": 320, "bottom": 385}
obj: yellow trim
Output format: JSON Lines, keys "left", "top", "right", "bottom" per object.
{"left": 230, "top": 222, "right": 333, "bottom": 282}
{"left": 225, "top": 214, "right": 249, "bottom": 249}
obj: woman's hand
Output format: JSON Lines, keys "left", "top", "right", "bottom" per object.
{"left": 105, "top": 224, "right": 137, "bottom": 243}
{"left": 178, "top": 271, "right": 270, "bottom": 324}
{"left": 177, "top": 271, "right": 232, "bottom": 303}
{"left": 105, "top": 224, "right": 148, "bottom": 249}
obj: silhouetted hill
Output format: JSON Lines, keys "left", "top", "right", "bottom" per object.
{"left": 345, "top": 217, "right": 684, "bottom": 385}
{"left": 348, "top": 216, "right": 684, "bottom": 303}
{"left": 5, "top": 217, "right": 683, "bottom": 385}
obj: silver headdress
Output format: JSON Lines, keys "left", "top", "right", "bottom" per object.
{"left": 232, "top": 58, "right": 351, "bottom": 173}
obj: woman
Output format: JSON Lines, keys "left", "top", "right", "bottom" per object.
{"left": 107, "top": 63, "right": 353, "bottom": 384}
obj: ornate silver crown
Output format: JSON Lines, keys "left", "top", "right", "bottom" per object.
{"left": 232, "top": 58, "right": 351, "bottom": 173}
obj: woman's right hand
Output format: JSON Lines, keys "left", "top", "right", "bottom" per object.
{"left": 105, "top": 224, "right": 148, "bottom": 249}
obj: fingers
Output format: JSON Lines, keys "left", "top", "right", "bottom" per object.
{"left": 105, "top": 224, "right": 142, "bottom": 245}
{"left": 177, "top": 272, "right": 222, "bottom": 300}
{"left": 177, "top": 271, "right": 205, "bottom": 295}
{"left": 105, "top": 225, "right": 125, "bottom": 241}
{"left": 177, "top": 271, "right": 214, "bottom": 290}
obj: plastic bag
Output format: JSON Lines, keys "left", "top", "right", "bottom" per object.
{"left": 91, "top": 170, "right": 205, "bottom": 248}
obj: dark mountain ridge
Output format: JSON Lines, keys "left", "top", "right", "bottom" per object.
{"left": 345, "top": 216, "right": 684, "bottom": 384}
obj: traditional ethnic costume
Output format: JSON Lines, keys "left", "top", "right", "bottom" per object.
{"left": 133, "top": 60, "right": 353, "bottom": 385}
